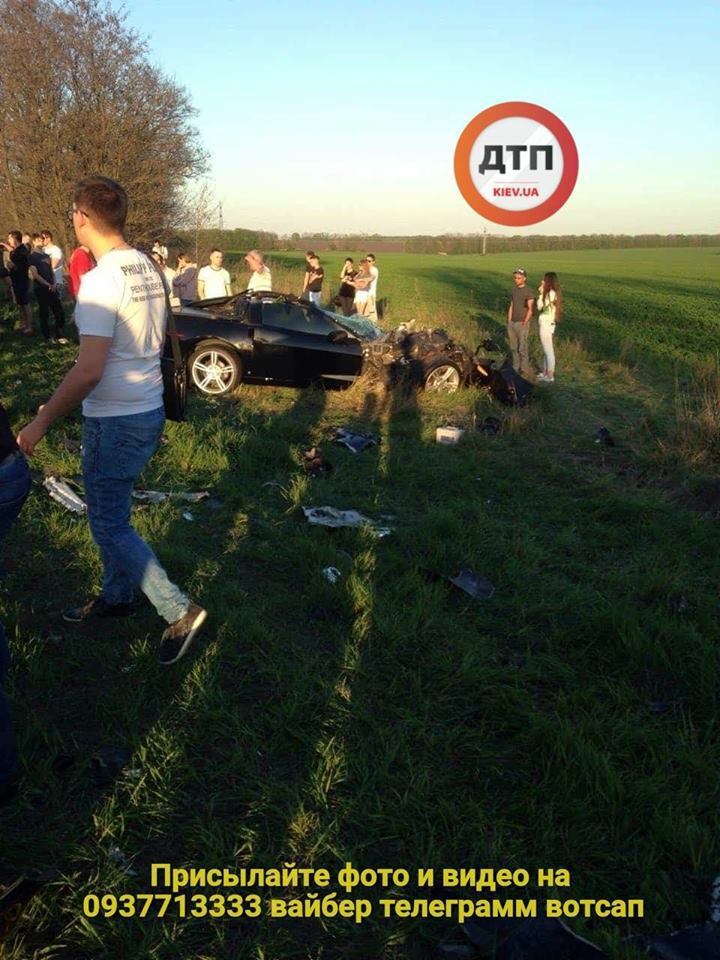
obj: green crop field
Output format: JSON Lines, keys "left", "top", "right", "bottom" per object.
{"left": 1, "top": 247, "right": 719, "bottom": 959}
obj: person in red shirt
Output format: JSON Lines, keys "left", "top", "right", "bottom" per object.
{"left": 67, "top": 245, "right": 95, "bottom": 297}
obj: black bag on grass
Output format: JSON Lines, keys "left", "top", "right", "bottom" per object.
{"left": 489, "top": 361, "right": 533, "bottom": 406}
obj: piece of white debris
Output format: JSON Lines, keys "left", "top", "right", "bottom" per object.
{"left": 322, "top": 566, "right": 342, "bottom": 584}
{"left": 303, "top": 506, "right": 392, "bottom": 537}
{"left": 43, "top": 476, "right": 86, "bottom": 514}
{"left": 132, "top": 490, "right": 209, "bottom": 504}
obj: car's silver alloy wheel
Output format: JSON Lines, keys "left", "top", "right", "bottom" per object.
{"left": 191, "top": 348, "right": 238, "bottom": 394}
{"left": 425, "top": 363, "right": 461, "bottom": 392}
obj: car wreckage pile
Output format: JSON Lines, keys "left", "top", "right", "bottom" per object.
{"left": 372, "top": 327, "right": 534, "bottom": 405}
{"left": 170, "top": 291, "right": 533, "bottom": 404}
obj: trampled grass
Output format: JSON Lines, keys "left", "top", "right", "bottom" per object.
{"left": 1, "top": 248, "right": 719, "bottom": 959}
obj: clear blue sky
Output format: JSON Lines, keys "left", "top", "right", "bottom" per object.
{"left": 123, "top": 0, "right": 719, "bottom": 235}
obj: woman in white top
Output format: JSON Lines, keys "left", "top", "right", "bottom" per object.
{"left": 536, "top": 271, "right": 562, "bottom": 383}
{"left": 351, "top": 259, "right": 373, "bottom": 315}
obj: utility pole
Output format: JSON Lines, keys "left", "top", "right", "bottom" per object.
{"left": 482, "top": 227, "right": 487, "bottom": 256}
{"left": 218, "top": 201, "right": 224, "bottom": 231}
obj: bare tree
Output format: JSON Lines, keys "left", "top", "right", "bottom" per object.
{"left": 177, "top": 180, "right": 220, "bottom": 264}
{"left": 0, "top": 0, "right": 207, "bottom": 247}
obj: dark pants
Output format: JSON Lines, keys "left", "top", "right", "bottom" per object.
{"left": 507, "top": 321, "right": 532, "bottom": 377}
{"left": 0, "top": 451, "right": 32, "bottom": 787}
{"left": 36, "top": 287, "right": 65, "bottom": 340}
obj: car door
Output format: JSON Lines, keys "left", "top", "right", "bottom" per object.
{"left": 253, "top": 301, "right": 363, "bottom": 385}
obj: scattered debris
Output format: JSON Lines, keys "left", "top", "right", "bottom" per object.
{"left": 43, "top": 476, "right": 86, "bottom": 514}
{"left": 478, "top": 416, "right": 502, "bottom": 436}
{"left": 203, "top": 496, "right": 225, "bottom": 510}
{"left": 422, "top": 568, "right": 496, "bottom": 600}
{"left": 262, "top": 481, "right": 283, "bottom": 489}
{"left": 436, "top": 426, "right": 465, "bottom": 445}
{"left": 595, "top": 427, "right": 616, "bottom": 447}
{"left": 131, "top": 489, "right": 209, "bottom": 504}
{"left": 333, "top": 428, "right": 381, "bottom": 454}
{"left": 108, "top": 846, "right": 138, "bottom": 877}
{"left": 303, "top": 447, "right": 334, "bottom": 475}
{"left": 182, "top": 511, "right": 193, "bottom": 522}
{"left": 61, "top": 436, "right": 81, "bottom": 454}
{"left": 91, "top": 746, "right": 131, "bottom": 787}
{"left": 302, "top": 506, "right": 391, "bottom": 537}
{"left": 482, "top": 337, "right": 503, "bottom": 353}
{"left": 448, "top": 569, "right": 496, "bottom": 600}
{"left": 322, "top": 566, "right": 342, "bottom": 584}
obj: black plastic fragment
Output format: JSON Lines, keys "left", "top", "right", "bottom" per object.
{"left": 448, "top": 569, "right": 496, "bottom": 600}
{"left": 595, "top": 427, "right": 615, "bottom": 447}
{"left": 91, "top": 746, "right": 131, "bottom": 787}
{"left": 463, "top": 917, "right": 608, "bottom": 959}
{"left": 637, "top": 923, "right": 720, "bottom": 960}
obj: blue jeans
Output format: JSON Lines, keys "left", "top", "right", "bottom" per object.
{"left": 0, "top": 450, "right": 32, "bottom": 786}
{"left": 82, "top": 408, "right": 190, "bottom": 624}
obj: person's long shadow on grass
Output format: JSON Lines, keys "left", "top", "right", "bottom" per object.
{"left": 0, "top": 377, "right": 292, "bottom": 954}
{"left": 2, "top": 379, "right": 340, "bottom": 958}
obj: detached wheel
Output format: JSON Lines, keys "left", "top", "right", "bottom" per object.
{"left": 189, "top": 341, "right": 241, "bottom": 395}
{"left": 423, "top": 360, "right": 462, "bottom": 393}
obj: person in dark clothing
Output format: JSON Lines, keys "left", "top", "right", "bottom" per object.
{"left": 29, "top": 234, "right": 67, "bottom": 344}
{"left": 1, "top": 232, "right": 33, "bottom": 334}
{"left": 0, "top": 402, "right": 31, "bottom": 802}
{"left": 303, "top": 255, "right": 324, "bottom": 306}
{"left": 338, "top": 258, "right": 357, "bottom": 316}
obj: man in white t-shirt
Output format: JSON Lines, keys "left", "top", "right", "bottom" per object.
{"left": 366, "top": 253, "right": 379, "bottom": 321}
{"left": 17, "top": 175, "right": 207, "bottom": 666}
{"left": 197, "top": 249, "right": 232, "bottom": 299}
{"left": 41, "top": 230, "right": 65, "bottom": 289}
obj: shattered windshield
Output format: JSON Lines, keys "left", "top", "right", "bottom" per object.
{"left": 324, "top": 310, "right": 384, "bottom": 341}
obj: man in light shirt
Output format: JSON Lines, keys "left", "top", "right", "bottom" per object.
{"left": 17, "top": 175, "right": 207, "bottom": 666}
{"left": 245, "top": 249, "right": 272, "bottom": 293}
{"left": 41, "top": 230, "right": 65, "bottom": 291}
{"left": 197, "top": 249, "right": 232, "bottom": 299}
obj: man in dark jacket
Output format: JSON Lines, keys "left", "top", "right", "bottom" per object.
{"left": 29, "top": 234, "right": 68, "bottom": 343}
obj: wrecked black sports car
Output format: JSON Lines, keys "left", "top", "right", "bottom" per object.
{"left": 170, "top": 291, "right": 531, "bottom": 403}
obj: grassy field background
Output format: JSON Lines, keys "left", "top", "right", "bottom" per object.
{"left": 1, "top": 247, "right": 719, "bottom": 959}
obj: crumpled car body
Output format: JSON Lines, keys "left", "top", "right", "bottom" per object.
{"left": 169, "top": 292, "right": 533, "bottom": 406}
{"left": 169, "top": 291, "right": 480, "bottom": 396}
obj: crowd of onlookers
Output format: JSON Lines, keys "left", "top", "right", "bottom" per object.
{"left": 302, "top": 250, "right": 381, "bottom": 320}
{"left": 0, "top": 230, "right": 94, "bottom": 342}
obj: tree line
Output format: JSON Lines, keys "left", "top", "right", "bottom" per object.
{"left": 0, "top": 0, "right": 206, "bottom": 250}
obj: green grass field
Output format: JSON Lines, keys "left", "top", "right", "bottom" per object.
{"left": 1, "top": 247, "right": 719, "bottom": 959}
